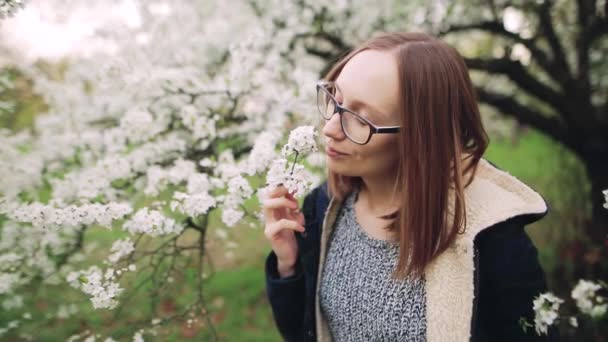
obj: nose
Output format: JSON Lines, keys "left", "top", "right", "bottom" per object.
{"left": 322, "top": 111, "right": 346, "bottom": 142}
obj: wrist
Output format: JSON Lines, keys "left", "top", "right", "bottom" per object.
{"left": 277, "top": 260, "right": 297, "bottom": 278}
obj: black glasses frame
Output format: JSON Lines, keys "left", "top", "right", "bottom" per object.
{"left": 316, "top": 81, "right": 401, "bottom": 145}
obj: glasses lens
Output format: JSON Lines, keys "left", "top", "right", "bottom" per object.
{"left": 341, "top": 110, "right": 371, "bottom": 144}
{"left": 317, "top": 85, "right": 336, "bottom": 119}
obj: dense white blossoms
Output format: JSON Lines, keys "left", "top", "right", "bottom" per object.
{"left": 245, "top": 131, "right": 281, "bottom": 175}
{"left": 122, "top": 208, "right": 183, "bottom": 236}
{"left": 0, "top": 0, "right": 26, "bottom": 19}
{"left": 265, "top": 158, "right": 315, "bottom": 198}
{"left": 603, "top": 189, "right": 608, "bottom": 209}
{"left": 281, "top": 125, "right": 318, "bottom": 156}
{"left": 119, "top": 109, "right": 166, "bottom": 143}
{"left": 571, "top": 279, "right": 607, "bottom": 318}
{"left": 1, "top": 201, "right": 133, "bottom": 229}
{"left": 262, "top": 126, "right": 319, "bottom": 198}
{"left": 107, "top": 238, "right": 135, "bottom": 264}
{"left": 170, "top": 191, "right": 216, "bottom": 217}
{"left": 532, "top": 292, "right": 564, "bottom": 335}
{"left": 67, "top": 266, "right": 123, "bottom": 309}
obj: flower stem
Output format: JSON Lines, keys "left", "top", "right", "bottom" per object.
{"left": 290, "top": 151, "right": 299, "bottom": 175}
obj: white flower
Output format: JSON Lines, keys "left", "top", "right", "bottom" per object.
{"left": 281, "top": 125, "right": 318, "bottom": 156}
{"left": 123, "top": 208, "right": 183, "bottom": 236}
{"left": 67, "top": 266, "right": 124, "bottom": 309}
{"left": 264, "top": 158, "right": 314, "bottom": 198}
{"left": 569, "top": 316, "right": 578, "bottom": 327}
{"left": 2, "top": 295, "right": 23, "bottom": 310}
{"left": 57, "top": 304, "right": 78, "bottom": 319}
{"left": 227, "top": 175, "right": 253, "bottom": 198}
{"left": 246, "top": 131, "right": 281, "bottom": 175}
{"left": 170, "top": 191, "right": 216, "bottom": 217}
{"left": 532, "top": 292, "right": 564, "bottom": 335}
{"left": 107, "top": 238, "right": 135, "bottom": 264}
{"left": 0, "top": 272, "right": 21, "bottom": 294}
{"left": 571, "top": 279, "right": 607, "bottom": 317}
{"left": 602, "top": 189, "right": 608, "bottom": 210}
{"left": 221, "top": 207, "right": 244, "bottom": 227}
{"left": 133, "top": 330, "right": 144, "bottom": 342}
{"left": 120, "top": 109, "right": 165, "bottom": 143}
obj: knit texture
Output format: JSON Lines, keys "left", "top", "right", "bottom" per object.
{"left": 319, "top": 189, "right": 427, "bottom": 341}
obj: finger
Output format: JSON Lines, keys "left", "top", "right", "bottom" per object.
{"left": 264, "top": 218, "right": 305, "bottom": 239}
{"left": 285, "top": 191, "right": 297, "bottom": 201}
{"left": 295, "top": 211, "right": 305, "bottom": 226}
{"left": 268, "top": 185, "right": 289, "bottom": 198}
{"left": 262, "top": 197, "right": 299, "bottom": 210}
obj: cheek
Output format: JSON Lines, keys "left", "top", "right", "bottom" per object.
{"left": 353, "top": 138, "right": 397, "bottom": 163}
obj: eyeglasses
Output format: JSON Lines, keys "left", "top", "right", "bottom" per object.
{"left": 316, "top": 81, "right": 401, "bottom": 145}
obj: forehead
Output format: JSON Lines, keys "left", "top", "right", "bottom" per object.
{"left": 335, "top": 49, "right": 400, "bottom": 119}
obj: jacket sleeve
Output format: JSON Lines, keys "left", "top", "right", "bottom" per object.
{"left": 265, "top": 249, "right": 306, "bottom": 341}
{"left": 264, "top": 188, "right": 319, "bottom": 342}
{"left": 476, "top": 218, "right": 560, "bottom": 341}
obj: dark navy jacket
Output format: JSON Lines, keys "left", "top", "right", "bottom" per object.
{"left": 265, "top": 178, "right": 560, "bottom": 342}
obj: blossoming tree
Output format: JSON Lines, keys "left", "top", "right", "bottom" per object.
{"left": 0, "top": 0, "right": 330, "bottom": 339}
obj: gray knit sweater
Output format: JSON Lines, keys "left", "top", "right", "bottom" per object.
{"left": 319, "top": 189, "right": 427, "bottom": 341}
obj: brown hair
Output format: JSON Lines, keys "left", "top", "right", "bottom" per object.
{"left": 322, "top": 32, "right": 489, "bottom": 280}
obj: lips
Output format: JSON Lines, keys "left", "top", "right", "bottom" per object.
{"left": 326, "top": 147, "right": 348, "bottom": 156}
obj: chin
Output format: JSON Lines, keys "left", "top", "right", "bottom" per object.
{"left": 327, "top": 160, "right": 359, "bottom": 177}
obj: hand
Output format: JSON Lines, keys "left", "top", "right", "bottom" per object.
{"left": 262, "top": 185, "right": 306, "bottom": 278}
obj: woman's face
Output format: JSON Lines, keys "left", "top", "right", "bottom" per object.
{"left": 322, "top": 49, "right": 401, "bottom": 179}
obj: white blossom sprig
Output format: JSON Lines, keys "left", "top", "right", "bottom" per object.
{"left": 532, "top": 292, "right": 564, "bottom": 335}
{"left": 520, "top": 279, "right": 607, "bottom": 336}
{"left": 571, "top": 279, "right": 608, "bottom": 318}
{"left": 264, "top": 125, "right": 318, "bottom": 198}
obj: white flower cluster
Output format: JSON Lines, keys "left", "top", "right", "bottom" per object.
{"left": 2, "top": 295, "right": 23, "bottom": 310}
{"left": 281, "top": 125, "right": 318, "bottom": 156}
{"left": 0, "top": 272, "right": 22, "bottom": 295}
{"left": 144, "top": 159, "right": 199, "bottom": 196}
{"left": 571, "top": 279, "right": 607, "bottom": 318}
{"left": 265, "top": 158, "right": 315, "bottom": 198}
{"left": 179, "top": 105, "right": 218, "bottom": 149}
{"left": 107, "top": 238, "right": 135, "bottom": 264}
{"left": 0, "top": 0, "right": 27, "bottom": 19}
{"left": 532, "top": 292, "right": 564, "bottom": 335}
{"left": 603, "top": 189, "right": 608, "bottom": 209}
{"left": 51, "top": 134, "right": 187, "bottom": 201}
{"left": 220, "top": 175, "right": 254, "bottom": 227}
{"left": 67, "top": 266, "right": 126, "bottom": 309}
{"left": 245, "top": 131, "right": 281, "bottom": 175}
{"left": 261, "top": 126, "right": 319, "bottom": 198}
{"left": 170, "top": 191, "right": 216, "bottom": 218}
{"left": 123, "top": 208, "right": 183, "bottom": 236}
{"left": 1, "top": 201, "right": 132, "bottom": 229}
{"left": 119, "top": 109, "right": 167, "bottom": 144}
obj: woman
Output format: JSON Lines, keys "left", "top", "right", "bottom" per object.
{"left": 262, "top": 32, "right": 559, "bottom": 342}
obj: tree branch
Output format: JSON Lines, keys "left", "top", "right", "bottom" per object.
{"left": 475, "top": 87, "right": 570, "bottom": 145}
{"left": 465, "top": 57, "right": 566, "bottom": 113}
{"left": 537, "top": 1, "right": 573, "bottom": 85}
{"left": 440, "top": 21, "right": 564, "bottom": 86}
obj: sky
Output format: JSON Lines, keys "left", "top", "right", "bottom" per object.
{"left": 0, "top": 0, "right": 145, "bottom": 65}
